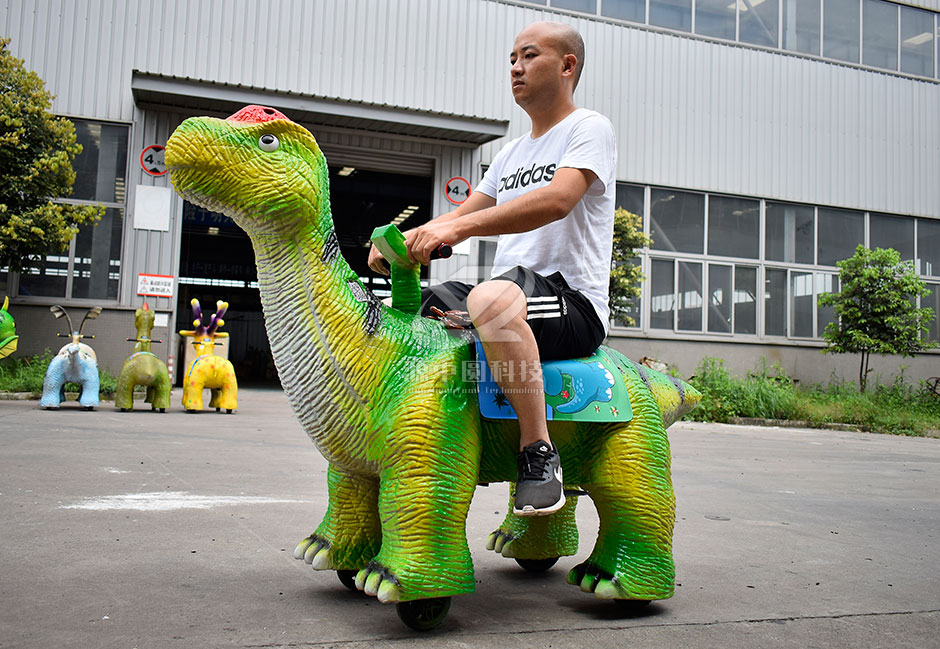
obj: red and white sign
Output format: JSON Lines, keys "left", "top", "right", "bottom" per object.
{"left": 444, "top": 176, "right": 471, "bottom": 205}
{"left": 140, "top": 145, "right": 167, "bottom": 176}
{"left": 137, "top": 273, "right": 175, "bottom": 298}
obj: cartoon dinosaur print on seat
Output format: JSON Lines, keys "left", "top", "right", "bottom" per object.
{"left": 165, "top": 105, "right": 700, "bottom": 626}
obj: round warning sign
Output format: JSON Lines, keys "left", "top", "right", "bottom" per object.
{"left": 444, "top": 176, "right": 471, "bottom": 205}
{"left": 140, "top": 145, "right": 167, "bottom": 176}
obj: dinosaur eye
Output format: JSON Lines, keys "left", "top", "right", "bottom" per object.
{"left": 258, "top": 134, "right": 279, "bottom": 152}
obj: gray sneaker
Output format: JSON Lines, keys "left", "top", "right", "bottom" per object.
{"left": 513, "top": 441, "right": 565, "bottom": 516}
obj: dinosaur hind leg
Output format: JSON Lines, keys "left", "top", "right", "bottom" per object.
{"left": 570, "top": 418, "right": 676, "bottom": 601}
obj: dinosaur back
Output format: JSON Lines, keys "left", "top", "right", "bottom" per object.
{"left": 604, "top": 347, "right": 701, "bottom": 428}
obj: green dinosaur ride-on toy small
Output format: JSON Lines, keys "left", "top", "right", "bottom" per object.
{"left": 166, "top": 105, "right": 700, "bottom": 631}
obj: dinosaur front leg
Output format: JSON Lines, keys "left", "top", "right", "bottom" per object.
{"left": 569, "top": 418, "right": 676, "bottom": 601}
{"left": 294, "top": 462, "right": 381, "bottom": 572}
{"left": 487, "top": 483, "right": 580, "bottom": 560}
{"left": 355, "top": 425, "right": 480, "bottom": 603}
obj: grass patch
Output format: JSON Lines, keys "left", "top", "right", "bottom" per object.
{"left": 689, "top": 357, "right": 940, "bottom": 436}
{"left": 0, "top": 350, "right": 120, "bottom": 396}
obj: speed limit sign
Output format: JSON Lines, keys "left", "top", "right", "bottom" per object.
{"left": 140, "top": 145, "right": 167, "bottom": 176}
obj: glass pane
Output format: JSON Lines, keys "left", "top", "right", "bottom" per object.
{"left": 650, "top": 0, "right": 692, "bottom": 31}
{"left": 0, "top": 267, "right": 8, "bottom": 295}
{"left": 651, "top": 259, "right": 676, "bottom": 329}
{"left": 70, "top": 120, "right": 129, "bottom": 203}
{"left": 696, "top": 0, "right": 736, "bottom": 40}
{"left": 900, "top": 6, "right": 934, "bottom": 77}
{"left": 602, "top": 0, "right": 645, "bottom": 22}
{"left": 708, "top": 195, "right": 760, "bottom": 259}
{"left": 71, "top": 207, "right": 123, "bottom": 300}
{"left": 816, "top": 272, "right": 839, "bottom": 338}
{"left": 708, "top": 264, "right": 732, "bottom": 333}
{"left": 766, "top": 202, "right": 814, "bottom": 263}
{"left": 765, "top": 268, "right": 787, "bottom": 336}
{"left": 918, "top": 218, "right": 940, "bottom": 277}
{"left": 650, "top": 188, "right": 704, "bottom": 254}
{"left": 783, "top": 0, "right": 821, "bottom": 55}
{"left": 926, "top": 283, "right": 940, "bottom": 343}
{"left": 817, "top": 207, "right": 863, "bottom": 267}
{"left": 824, "top": 0, "right": 860, "bottom": 63}
{"left": 870, "top": 212, "right": 914, "bottom": 262}
{"left": 17, "top": 251, "right": 69, "bottom": 298}
{"left": 552, "top": 0, "right": 597, "bottom": 12}
{"left": 862, "top": 0, "right": 898, "bottom": 70}
{"left": 615, "top": 183, "right": 645, "bottom": 219}
{"left": 790, "top": 270, "right": 814, "bottom": 337}
{"left": 735, "top": 265, "right": 758, "bottom": 334}
{"left": 740, "top": 0, "right": 780, "bottom": 47}
{"left": 677, "top": 261, "right": 703, "bottom": 330}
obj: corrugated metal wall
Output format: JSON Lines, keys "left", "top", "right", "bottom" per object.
{"left": 2, "top": 0, "right": 939, "bottom": 217}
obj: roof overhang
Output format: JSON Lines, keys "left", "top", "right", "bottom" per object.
{"left": 131, "top": 71, "right": 507, "bottom": 146}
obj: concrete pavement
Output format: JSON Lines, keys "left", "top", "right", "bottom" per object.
{"left": 1, "top": 389, "right": 938, "bottom": 648}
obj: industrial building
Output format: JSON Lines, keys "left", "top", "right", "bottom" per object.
{"left": 2, "top": 0, "right": 939, "bottom": 385}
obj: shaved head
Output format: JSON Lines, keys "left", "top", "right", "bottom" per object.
{"left": 519, "top": 21, "right": 585, "bottom": 90}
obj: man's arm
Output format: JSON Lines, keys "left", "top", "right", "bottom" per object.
{"left": 406, "top": 166, "right": 597, "bottom": 265}
{"left": 367, "top": 190, "right": 497, "bottom": 275}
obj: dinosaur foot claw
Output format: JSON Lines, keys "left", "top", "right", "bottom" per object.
{"left": 294, "top": 534, "right": 334, "bottom": 569}
{"left": 355, "top": 562, "right": 401, "bottom": 603}
{"left": 567, "top": 561, "right": 670, "bottom": 601}
{"left": 485, "top": 529, "right": 519, "bottom": 557}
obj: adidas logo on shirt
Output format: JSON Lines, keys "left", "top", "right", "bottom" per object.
{"left": 498, "top": 163, "right": 557, "bottom": 192}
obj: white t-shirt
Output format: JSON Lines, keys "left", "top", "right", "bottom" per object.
{"left": 477, "top": 108, "right": 617, "bottom": 330}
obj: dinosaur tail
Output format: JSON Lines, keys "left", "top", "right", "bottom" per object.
{"left": 608, "top": 349, "right": 701, "bottom": 428}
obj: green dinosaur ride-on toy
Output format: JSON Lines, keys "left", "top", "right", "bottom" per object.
{"left": 165, "top": 105, "right": 700, "bottom": 631}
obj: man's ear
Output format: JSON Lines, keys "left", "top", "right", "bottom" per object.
{"left": 561, "top": 53, "right": 577, "bottom": 78}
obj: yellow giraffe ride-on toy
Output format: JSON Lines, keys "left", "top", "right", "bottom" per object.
{"left": 179, "top": 298, "right": 238, "bottom": 413}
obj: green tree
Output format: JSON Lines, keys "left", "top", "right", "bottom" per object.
{"left": 0, "top": 38, "right": 101, "bottom": 273}
{"left": 608, "top": 207, "right": 652, "bottom": 326}
{"left": 818, "top": 245, "right": 936, "bottom": 392}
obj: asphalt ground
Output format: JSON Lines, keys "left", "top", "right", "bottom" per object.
{"left": 1, "top": 388, "right": 938, "bottom": 648}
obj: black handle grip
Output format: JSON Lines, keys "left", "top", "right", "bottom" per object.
{"left": 429, "top": 243, "right": 453, "bottom": 260}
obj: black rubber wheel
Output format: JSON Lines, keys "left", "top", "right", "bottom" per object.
{"left": 120, "top": 408, "right": 130, "bottom": 412}
{"left": 515, "top": 557, "right": 559, "bottom": 572}
{"left": 336, "top": 570, "right": 358, "bottom": 592}
{"left": 615, "top": 598, "right": 652, "bottom": 611}
{"left": 216, "top": 407, "right": 220, "bottom": 412}
{"left": 396, "top": 597, "right": 451, "bottom": 631}
{"left": 226, "top": 408, "right": 233, "bottom": 414}
{"left": 158, "top": 408, "right": 165, "bottom": 413}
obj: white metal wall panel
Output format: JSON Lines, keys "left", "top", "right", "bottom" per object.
{"left": 2, "top": 0, "right": 939, "bottom": 219}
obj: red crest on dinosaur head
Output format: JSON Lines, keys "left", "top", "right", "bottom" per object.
{"left": 226, "top": 105, "right": 289, "bottom": 124}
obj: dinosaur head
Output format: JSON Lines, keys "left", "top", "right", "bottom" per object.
{"left": 165, "top": 106, "right": 331, "bottom": 237}
{"left": 0, "top": 296, "right": 17, "bottom": 359}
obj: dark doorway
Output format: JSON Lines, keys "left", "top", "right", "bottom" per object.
{"left": 175, "top": 165, "right": 433, "bottom": 385}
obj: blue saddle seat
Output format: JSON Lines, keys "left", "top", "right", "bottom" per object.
{"left": 474, "top": 340, "right": 632, "bottom": 423}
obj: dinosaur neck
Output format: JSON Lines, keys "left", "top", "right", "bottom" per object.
{"left": 247, "top": 217, "right": 382, "bottom": 444}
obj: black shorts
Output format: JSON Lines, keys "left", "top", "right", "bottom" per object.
{"left": 420, "top": 265, "right": 606, "bottom": 360}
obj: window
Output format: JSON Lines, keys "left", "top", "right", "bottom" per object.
{"left": 602, "top": 0, "right": 646, "bottom": 22}
{"left": 708, "top": 195, "right": 760, "bottom": 259}
{"left": 677, "top": 261, "right": 703, "bottom": 330}
{"left": 817, "top": 207, "right": 863, "bottom": 267}
{"left": 17, "top": 119, "right": 128, "bottom": 300}
{"left": 782, "top": 0, "right": 821, "bottom": 55}
{"left": 614, "top": 183, "right": 646, "bottom": 326}
{"left": 918, "top": 219, "right": 940, "bottom": 277}
{"left": 696, "top": 0, "right": 736, "bottom": 40}
{"left": 650, "top": 188, "right": 704, "bottom": 254}
{"left": 900, "top": 6, "right": 935, "bottom": 77}
{"left": 739, "top": 0, "right": 779, "bottom": 47}
{"left": 816, "top": 272, "right": 839, "bottom": 336}
{"left": 734, "top": 265, "right": 758, "bottom": 334}
{"left": 650, "top": 0, "right": 692, "bottom": 31}
{"left": 870, "top": 212, "right": 914, "bottom": 262}
{"left": 552, "top": 0, "right": 596, "bottom": 11}
{"left": 824, "top": 0, "right": 860, "bottom": 63}
{"left": 651, "top": 258, "right": 676, "bottom": 329}
{"left": 790, "top": 270, "right": 814, "bottom": 337}
{"left": 863, "top": 0, "right": 899, "bottom": 70}
{"left": 766, "top": 202, "right": 814, "bottom": 264}
{"left": 926, "top": 283, "right": 940, "bottom": 343}
{"left": 764, "top": 268, "right": 788, "bottom": 336}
